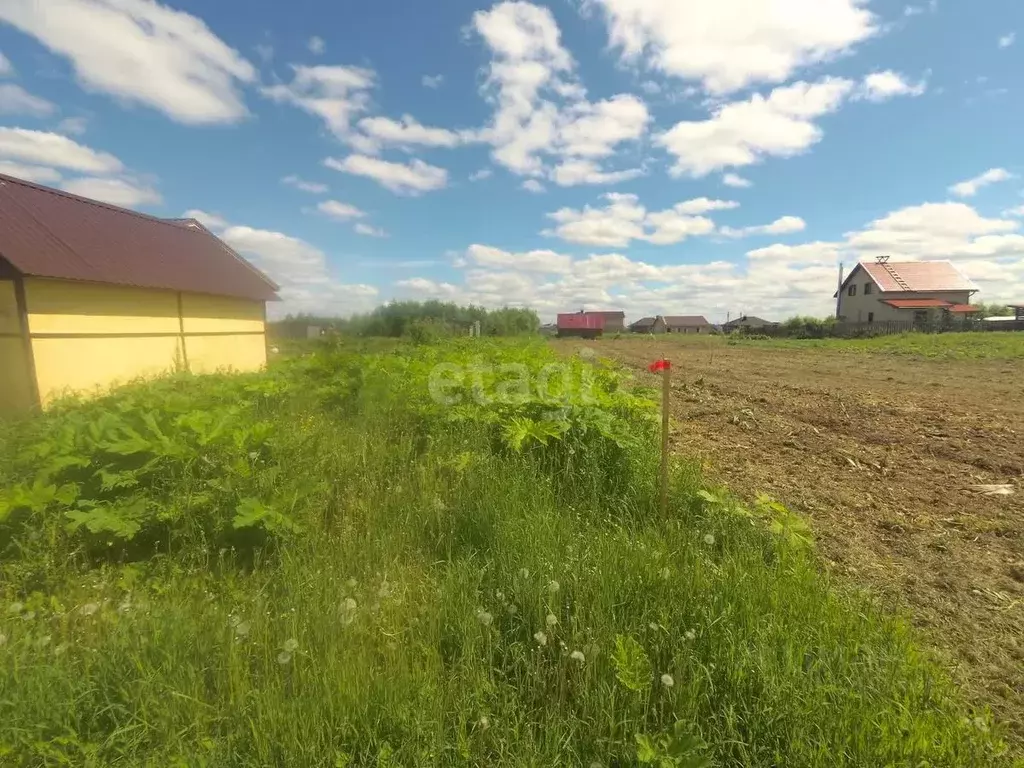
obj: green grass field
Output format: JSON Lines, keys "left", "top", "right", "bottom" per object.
{"left": 729, "top": 331, "right": 1024, "bottom": 360}
{"left": 0, "top": 339, "right": 1014, "bottom": 766}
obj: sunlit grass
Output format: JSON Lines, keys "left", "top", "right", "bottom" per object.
{"left": 0, "top": 339, "right": 1012, "bottom": 766}
{"left": 729, "top": 331, "right": 1024, "bottom": 360}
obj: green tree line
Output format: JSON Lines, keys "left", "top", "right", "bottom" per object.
{"left": 270, "top": 300, "right": 540, "bottom": 339}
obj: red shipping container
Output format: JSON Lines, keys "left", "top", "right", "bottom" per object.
{"left": 557, "top": 312, "right": 605, "bottom": 330}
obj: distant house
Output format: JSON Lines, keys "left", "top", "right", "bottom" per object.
{"left": 835, "top": 259, "right": 979, "bottom": 324}
{"left": 630, "top": 316, "right": 667, "bottom": 333}
{"left": 556, "top": 310, "right": 625, "bottom": 338}
{"left": 664, "top": 315, "right": 712, "bottom": 334}
{"left": 1010, "top": 304, "right": 1024, "bottom": 321}
{"left": 593, "top": 310, "right": 626, "bottom": 333}
{"left": 722, "top": 315, "right": 777, "bottom": 332}
{"left": 557, "top": 312, "right": 604, "bottom": 339}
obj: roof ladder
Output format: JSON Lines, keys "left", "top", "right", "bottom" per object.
{"left": 878, "top": 257, "right": 912, "bottom": 291}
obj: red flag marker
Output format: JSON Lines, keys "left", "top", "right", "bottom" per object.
{"left": 649, "top": 358, "right": 672, "bottom": 516}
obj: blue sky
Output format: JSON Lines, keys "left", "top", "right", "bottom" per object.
{"left": 0, "top": 0, "right": 1022, "bottom": 321}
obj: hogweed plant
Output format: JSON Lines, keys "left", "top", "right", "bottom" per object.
{"left": 0, "top": 338, "right": 1013, "bottom": 766}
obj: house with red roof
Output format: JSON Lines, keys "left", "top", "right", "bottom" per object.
{"left": 0, "top": 173, "right": 278, "bottom": 411}
{"left": 834, "top": 259, "right": 979, "bottom": 325}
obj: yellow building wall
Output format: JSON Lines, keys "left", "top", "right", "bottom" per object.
{"left": 25, "top": 279, "right": 179, "bottom": 334}
{"left": 0, "top": 280, "right": 20, "bottom": 334}
{"left": 32, "top": 336, "right": 183, "bottom": 405}
{"left": 20, "top": 279, "right": 267, "bottom": 407}
{"left": 180, "top": 293, "right": 265, "bottom": 334}
{"left": 0, "top": 281, "right": 34, "bottom": 413}
{"left": 186, "top": 334, "right": 267, "bottom": 374}
{"left": 0, "top": 337, "right": 34, "bottom": 414}
{"left": 180, "top": 292, "right": 266, "bottom": 373}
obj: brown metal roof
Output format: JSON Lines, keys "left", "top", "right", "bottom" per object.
{"left": 838, "top": 260, "right": 977, "bottom": 295}
{"left": 664, "top": 315, "right": 710, "bottom": 326}
{"left": 0, "top": 174, "right": 278, "bottom": 301}
{"left": 881, "top": 298, "right": 952, "bottom": 309}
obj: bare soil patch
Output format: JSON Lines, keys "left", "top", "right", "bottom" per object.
{"left": 555, "top": 336, "right": 1024, "bottom": 741}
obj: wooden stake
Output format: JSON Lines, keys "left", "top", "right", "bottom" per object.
{"left": 660, "top": 361, "right": 670, "bottom": 517}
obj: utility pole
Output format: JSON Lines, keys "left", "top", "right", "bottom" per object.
{"left": 836, "top": 262, "right": 845, "bottom": 319}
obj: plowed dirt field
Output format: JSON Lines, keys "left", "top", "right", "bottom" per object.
{"left": 554, "top": 335, "right": 1024, "bottom": 742}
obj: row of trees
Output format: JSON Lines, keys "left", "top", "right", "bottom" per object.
{"left": 270, "top": 301, "right": 540, "bottom": 340}
{"left": 750, "top": 302, "right": 1016, "bottom": 339}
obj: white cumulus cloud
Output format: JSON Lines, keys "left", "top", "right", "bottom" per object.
{"left": 0, "top": 127, "right": 122, "bottom": 173}
{"left": 722, "top": 173, "right": 752, "bottom": 188}
{"left": 0, "top": 0, "right": 256, "bottom": 124}
{"left": 324, "top": 154, "right": 448, "bottom": 195}
{"left": 949, "top": 168, "right": 1013, "bottom": 198}
{"left": 584, "top": 0, "right": 876, "bottom": 94}
{"left": 317, "top": 200, "right": 366, "bottom": 220}
{"left": 263, "top": 65, "right": 376, "bottom": 138}
{"left": 282, "top": 174, "right": 328, "bottom": 194}
{"left": 721, "top": 215, "right": 807, "bottom": 238}
{"left": 351, "top": 115, "right": 462, "bottom": 154}
{"left": 0, "top": 83, "right": 56, "bottom": 117}
{"left": 0, "top": 160, "right": 63, "bottom": 183}
{"left": 657, "top": 77, "right": 854, "bottom": 177}
{"left": 60, "top": 176, "right": 161, "bottom": 207}
{"left": 354, "top": 222, "right": 388, "bottom": 237}
{"left": 544, "top": 192, "right": 725, "bottom": 247}
{"left": 189, "top": 210, "right": 379, "bottom": 317}
{"left": 470, "top": 2, "right": 650, "bottom": 186}
{"left": 858, "top": 70, "right": 927, "bottom": 102}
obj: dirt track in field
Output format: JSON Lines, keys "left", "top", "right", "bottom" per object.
{"left": 555, "top": 337, "right": 1024, "bottom": 741}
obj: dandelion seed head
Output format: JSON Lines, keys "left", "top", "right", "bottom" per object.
{"left": 570, "top": 650, "right": 585, "bottom": 663}
{"left": 519, "top": 567, "right": 529, "bottom": 580}
{"left": 7, "top": 602, "right": 23, "bottom": 615}
{"left": 660, "top": 567, "right": 671, "bottom": 579}
{"left": 346, "top": 578, "right": 358, "bottom": 589}
{"left": 684, "top": 629, "right": 696, "bottom": 641}
{"left": 22, "top": 610, "right": 35, "bottom": 621}
{"left": 495, "top": 591, "right": 505, "bottom": 602}
{"left": 534, "top": 630, "right": 548, "bottom": 646}
{"left": 476, "top": 610, "right": 493, "bottom": 627}
{"left": 229, "top": 615, "right": 242, "bottom": 627}
{"left": 79, "top": 603, "right": 99, "bottom": 617}
{"left": 277, "top": 651, "right": 292, "bottom": 665}
{"left": 283, "top": 638, "right": 299, "bottom": 653}
{"left": 703, "top": 534, "right": 715, "bottom": 546}
{"left": 234, "top": 621, "right": 251, "bottom": 639}
{"left": 478, "top": 715, "right": 490, "bottom": 730}
{"left": 547, "top": 580, "right": 560, "bottom": 594}
{"left": 117, "top": 599, "right": 132, "bottom": 614}
{"left": 648, "top": 622, "right": 659, "bottom": 631}
{"left": 661, "top": 673, "right": 674, "bottom": 688}
{"left": 54, "top": 642, "right": 68, "bottom": 656}
{"left": 506, "top": 604, "right": 518, "bottom": 615}
{"left": 546, "top": 613, "right": 558, "bottom": 628}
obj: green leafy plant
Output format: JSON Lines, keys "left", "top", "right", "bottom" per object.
{"left": 612, "top": 634, "right": 652, "bottom": 693}
{"left": 636, "top": 723, "right": 712, "bottom": 767}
